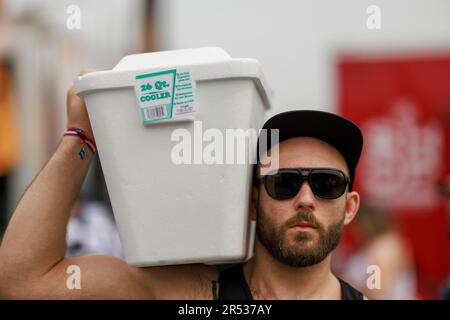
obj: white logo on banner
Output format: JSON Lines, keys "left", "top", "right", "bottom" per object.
{"left": 361, "top": 98, "right": 444, "bottom": 209}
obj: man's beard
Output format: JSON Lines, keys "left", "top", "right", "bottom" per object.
{"left": 256, "top": 202, "right": 345, "bottom": 268}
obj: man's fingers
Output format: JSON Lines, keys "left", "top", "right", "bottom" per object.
{"left": 79, "top": 69, "right": 97, "bottom": 76}
{"left": 72, "top": 69, "right": 96, "bottom": 99}
{"left": 67, "top": 87, "right": 83, "bottom": 102}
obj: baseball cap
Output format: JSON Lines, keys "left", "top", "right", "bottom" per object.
{"left": 256, "top": 110, "right": 363, "bottom": 191}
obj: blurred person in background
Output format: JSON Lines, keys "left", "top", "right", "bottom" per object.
{"left": 339, "top": 203, "right": 417, "bottom": 299}
{"left": 66, "top": 155, "right": 123, "bottom": 258}
{"left": 67, "top": 200, "right": 122, "bottom": 258}
{"left": 437, "top": 176, "right": 450, "bottom": 299}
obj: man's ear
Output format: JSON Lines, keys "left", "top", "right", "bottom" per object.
{"left": 344, "top": 191, "right": 360, "bottom": 225}
{"left": 249, "top": 186, "right": 259, "bottom": 221}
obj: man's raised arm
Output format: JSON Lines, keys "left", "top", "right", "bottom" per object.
{"left": 0, "top": 85, "right": 148, "bottom": 299}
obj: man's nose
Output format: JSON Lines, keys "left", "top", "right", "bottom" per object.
{"left": 292, "top": 180, "right": 316, "bottom": 211}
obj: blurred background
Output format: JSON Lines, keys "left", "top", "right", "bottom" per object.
{"left": 0, "top": 0, "right": 449, "bottom": 299}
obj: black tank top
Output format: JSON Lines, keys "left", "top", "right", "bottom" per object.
{"left": 215, "top": 263, "right": 364, "bottom": 300}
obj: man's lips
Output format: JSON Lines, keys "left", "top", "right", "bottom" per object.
{"left": 290, "top": 221, "right": 318, "bottom": 229}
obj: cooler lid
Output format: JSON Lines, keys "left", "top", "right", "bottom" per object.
{"left": 113, "top": 47, "right": 232, "bottom": 71}
{"left": 74, "top": 47, "right": 272, "bottom": 110}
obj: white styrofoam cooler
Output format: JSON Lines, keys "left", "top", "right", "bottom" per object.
{"left": 74, "top": 47, "right": 271, "bottom": 266}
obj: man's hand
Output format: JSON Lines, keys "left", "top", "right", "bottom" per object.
{"left": 66, "top": 69, "right": 95, "bottom": 139}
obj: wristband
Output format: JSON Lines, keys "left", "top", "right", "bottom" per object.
{"left": 64, "top": 127, "right": 97, "bottom": 160}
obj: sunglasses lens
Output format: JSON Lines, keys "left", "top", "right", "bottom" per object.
{"left": 310, "top": 170, "right": 347, "bottom": 199}
{"left": 264, "top": 171, "right": 300, "bottom": 200}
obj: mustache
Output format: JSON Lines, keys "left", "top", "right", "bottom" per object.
{"left": 284, "top": 210, "right": 322, "bottom": 230}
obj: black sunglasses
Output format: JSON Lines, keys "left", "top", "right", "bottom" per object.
{"left": 256, "top": 168, "right": 351, "bottom": 200}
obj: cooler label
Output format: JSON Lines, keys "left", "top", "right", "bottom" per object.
{"left": 134, "top": 69, "right": 196, "bottom": 124}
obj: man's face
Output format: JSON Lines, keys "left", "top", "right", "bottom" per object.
{"left": 254, "top": 137, "right": 359, "bottom": 267}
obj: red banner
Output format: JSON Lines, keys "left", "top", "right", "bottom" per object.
{"left": 338, "top": 53, "right": 450, "bottom": 299}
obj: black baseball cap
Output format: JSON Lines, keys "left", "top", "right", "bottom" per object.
{"left": 256, "top": 110, "right": 363, "bottom": 191}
